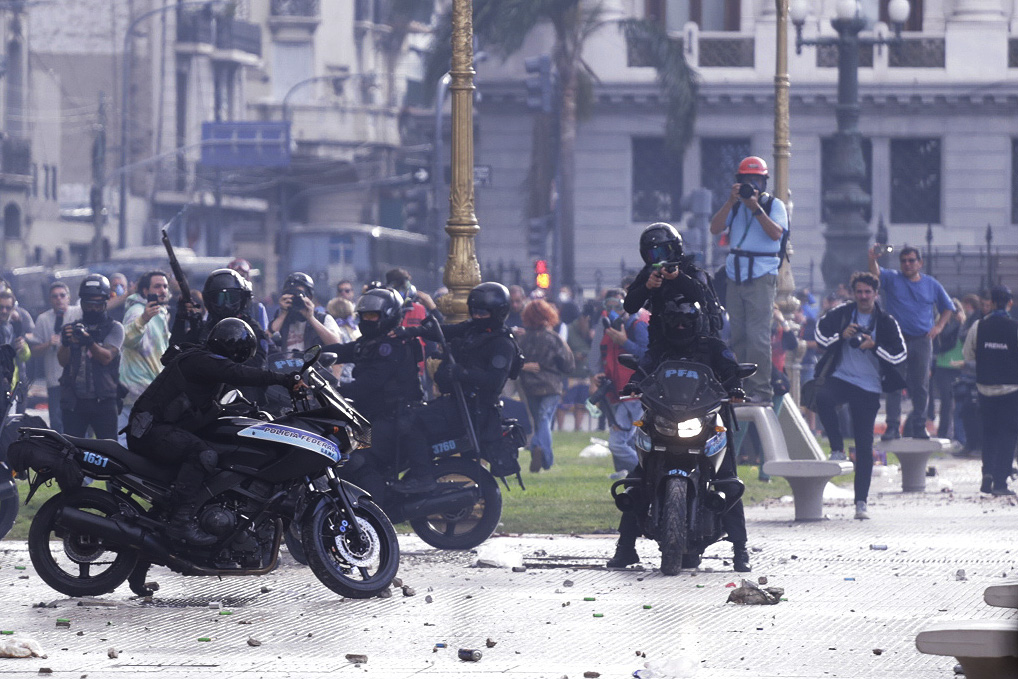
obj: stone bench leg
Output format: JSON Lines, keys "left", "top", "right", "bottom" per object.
{"left": 785, "top": 475, "right": 837, "bottom": 521}
{"left": 897, "top": 451, "right": 933, "bottom": 492}
{"left": 952, "top": 657, "right": 1018, "bottom": 679}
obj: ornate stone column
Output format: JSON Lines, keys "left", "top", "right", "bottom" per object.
{"left": 437, "top": 0, "right": 482, "bottom": 322}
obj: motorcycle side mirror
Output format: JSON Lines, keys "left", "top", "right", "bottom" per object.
{"left": 319, "top": 352, "right": 338, "bottom": 368}
{"left": 617, "top": 354, "right": 639, "bottom": 371}
{"left": 220, "top": 389, "right": 241, "bottom": 405}
{"left": 737, "top": 363, "right": 758, "bottom": 379}
{"left": 301, "top": 345, "right": 322, "bottom": 372}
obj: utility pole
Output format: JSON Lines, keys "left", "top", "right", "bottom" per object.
{"left": 89, "top": 92, "right": 108, "bottom": 263}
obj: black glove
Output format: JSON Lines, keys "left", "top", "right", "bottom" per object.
{"left": 728, "top": 387, "right": 746, "bottom": 401}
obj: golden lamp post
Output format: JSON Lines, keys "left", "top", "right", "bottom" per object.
{"left": 437, "top": 0, "right": 483, "bottom": 322}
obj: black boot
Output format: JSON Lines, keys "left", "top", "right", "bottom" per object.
{"left": 733, "top": 542, "right": 751, "bottom": 573}
{"left": 607, "top": 512, "right": 640, "bottom": 569}
{"left": 166, "top": 459, "right": 217, "bottom": 547}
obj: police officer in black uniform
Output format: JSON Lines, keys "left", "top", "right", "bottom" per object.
{"left": 57, "top": 275, "right": 124, "bottom": 440}
{"left": 167, "top": 268, "right": 269, "bottom": 368}
{"left": 406, "top": 283, "right": 521, "bottom": 473}
{"left": 322, "top": 288, "right": 429, "bottom": 493}
{"left": 128, "top": 318, "right": 302, "bottom": 545}
{"left": 625, "top": 223, "right": 725, "bottom": 374}
{"left": 964, "top": 284, "right": 1018, "bottom": 496}
{"left": 607, "top": 300, "right": 752, "bottom": 573}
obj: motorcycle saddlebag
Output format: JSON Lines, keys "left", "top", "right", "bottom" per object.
{"left": 487, "top": 420, "right": 525, "bottom": 479}
{"left": 7, "top": 434, "right": 84, "bottom": 490}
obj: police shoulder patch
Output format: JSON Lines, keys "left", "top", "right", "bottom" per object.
{"left": 378, "top": 342, "right": 393, "bottom": 357}
{"left": 491, "top": 354, "right": 508, "bottom": 369}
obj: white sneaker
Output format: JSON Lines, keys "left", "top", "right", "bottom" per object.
{"left": 608, "top": 469, "right": 629, "bottom": 481}
{"left": 854, "top": 501, "right": 870, "bottom": 520}
{"left": 830, "top": 450, "right": 847, "bottom": 461}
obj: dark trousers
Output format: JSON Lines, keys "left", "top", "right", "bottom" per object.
{"left": 885, "top": 335, "right": 932, "bottom": 436}
{"left": 129, "top": 424, "right": 208, "bottom": 466}
{"left": 63, "top": 397, "right": 118, "bottom": 440}
{"left": 46, "top": 386, "right": 64, "bottom": 434}
{"left": 978, "top": 391, "right": 1018, "bottom": 488}
{"left": 814, "top": 376, "right": 881, "bottom": 504}
{"left": 932, "top": 367, "right": 960, "bottom": 439}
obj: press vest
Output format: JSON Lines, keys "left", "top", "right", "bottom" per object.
{"left": 975, "top": 313, "right": 1018, "bottom": 387}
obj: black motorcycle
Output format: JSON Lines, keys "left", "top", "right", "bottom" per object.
{"left": 612, "top": 357, "right": 754, "bottom": 575}
{"left": 8, "top": 347, "right": 399, "bottom": 599}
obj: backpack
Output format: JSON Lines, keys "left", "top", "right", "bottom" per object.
{"left": 730, "top": 193, "right": 790, "bottom": 265}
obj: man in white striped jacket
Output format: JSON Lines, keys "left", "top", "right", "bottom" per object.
{"left": 812, "top": 271, "right": 907, "bottom": 520}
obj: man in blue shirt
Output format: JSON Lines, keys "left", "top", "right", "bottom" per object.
{"left": 709, "top": 156, "right": 788, "bottom": 403}
{"left": 868, "top": 245, "right": 954, "bottom": 440}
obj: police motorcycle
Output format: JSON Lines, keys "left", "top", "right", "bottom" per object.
{"left": 0, "top": 344, "right": 40, "bottom": 539}
{"left": 612, "top": 355, "right": 755, "bottom": 575}
{"left": 8, "top": 346, "right": 400, "bottom": 599}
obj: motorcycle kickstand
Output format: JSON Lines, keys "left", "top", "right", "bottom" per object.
{"left": 128, "top": 561, "right": 154, "bottom": 597}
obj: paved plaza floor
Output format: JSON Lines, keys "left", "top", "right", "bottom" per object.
{"left": 0, "top": 454, "right": 1015, "bottom": 678}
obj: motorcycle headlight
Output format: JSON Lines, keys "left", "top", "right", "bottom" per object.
{"left": 676, "top": 418, "right": 704, "bottom": 438}
{"left": 653, "top": 417, "right": 677, "bottom": 436}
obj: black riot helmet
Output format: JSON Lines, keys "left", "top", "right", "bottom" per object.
{"left": 639, "top": 222, "right": 684, "bottom": 265}
{"left": 467, "top": 282, "right": 511, "bottom": 330}
{"left": 283, "top": 271, "right": 315, "bottom": 299}
{"left": 355, "top": 288, "right": 404, "bottom": 339}
{"left": 662, "top": 299, "right": 703, "bottom": 345}
{"left": 78, "top": 274, "right": 112, "bottom": 302}
{"left": 206, "top": 317, "right": 257, "bottom": 364}
{"left": 203, "top": 268, "right": 252, "bottom": 319}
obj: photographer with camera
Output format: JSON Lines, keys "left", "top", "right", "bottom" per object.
{"left": 812, "top": 272, "right": 907, "bottom": 520}
{"left": 269, "top": 272, "right": 342, "bottom": 353}
{"left": 587, "top": 288, "right": 648, "bottom": 480}
{"left": 57, "top": 275, "right": 124, "bottom": 440}
{"left": 709, "top": 156, "right": 788, "bottom": 403}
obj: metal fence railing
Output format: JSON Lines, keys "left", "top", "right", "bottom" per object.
{"left": 889, "top": 37, "right": 945, "bottom": 68}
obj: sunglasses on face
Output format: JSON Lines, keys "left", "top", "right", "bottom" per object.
{"left": 0, "top": 305, "right": 12, "bottom": 312}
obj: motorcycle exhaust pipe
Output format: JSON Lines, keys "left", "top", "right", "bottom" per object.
{"left": 54, "top": 507, "right": 217, "bottom": 576}
{"left": 704, "top": 491, "right": 726, "bottom": 513}
{"left": 402, "top": 488, "right": 478, "bottom": 520}
{"left": 711, "top": 478, "right": 746, "bottom": 513}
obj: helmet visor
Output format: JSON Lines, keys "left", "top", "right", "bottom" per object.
{"left": 645, "top": 243, "right": 676, "bottom": 264}
{"left": 211, "top": 289, "right": 248, "bottom": 309}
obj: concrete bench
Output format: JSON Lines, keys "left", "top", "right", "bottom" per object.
{"left": 915, "top": 620, "right": 1018, "bottom": 679}
{"left": 740, "top": 395, "right": 852, "bottom": 521}
{"left": 985, "top": 583, "right": 1018, "bottom": 609}
{"left": 877, "top": 438, "right": 953, "bottom": 492}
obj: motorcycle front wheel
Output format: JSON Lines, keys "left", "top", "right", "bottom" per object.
{"left": 659, "top": 478, "right": 689, "bottom": 576}
{"left": 0, "top": 476, "right": 18, "bottom": 539}
{"left": 408, "top": 458, "right": 502, "bottom": 550}
{"left": 28, "top": 488, "right": 139, "bottom": 597}
{"left": 301, "top": 497, "right": 399, "bottom": 599}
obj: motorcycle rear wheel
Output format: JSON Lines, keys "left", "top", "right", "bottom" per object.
{"left": 0, "top": 477, "right": 18, "bottom": 539}
{"left": 408, "top": 458, "right": 502, "bottom": 550}
{"left": 28, "top": 488, "right": 139, "bottom": 597}
{"left": 659, "top": 478, "right": 689, "bottom": 576}
{"left": 301, "top": 497, "right": 399, "bottom": 599}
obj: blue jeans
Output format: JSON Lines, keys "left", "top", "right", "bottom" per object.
{"left": 528, "top": 394, "right": 560, "bottom": 469}
{"left": 608, "top": 400, "right": 642, "bottom": 473}
{"left": 46, "top": 386, "right": 64, "bottom": 434}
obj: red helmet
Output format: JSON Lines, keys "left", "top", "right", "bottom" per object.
{"left": 736, "top": 156, "right": 769, "bottom": 177}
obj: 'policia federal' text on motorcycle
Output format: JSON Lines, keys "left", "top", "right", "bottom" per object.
{"left": 8, "top": 346, "right": 399, "bottom": 599}
{"left": 612, "top": 356, "right": 755, "bottom": 575}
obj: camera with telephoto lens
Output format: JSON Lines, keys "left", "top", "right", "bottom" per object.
{"left": 64, "top": 322, "right": 87, "bottom": 345}
{"left": 588, "top": 375, "right": 615, "bottom": 406}
{"left": 738, "top": 182, "right": 756, "bottom": 199}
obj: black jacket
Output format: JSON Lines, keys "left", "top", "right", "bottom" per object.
{"left": 325, "top": 335, "right": 424, "bottom": 421}
{"left": 814, "top": 301, "right": 907, "bottom": 393}
{"left": 626, "top": 263, "right": 724, "bottom": 342}
{"left": 434, "top": 321, "right": 520, "bottom": 404}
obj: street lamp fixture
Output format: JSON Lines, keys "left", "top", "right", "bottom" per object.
{"left": 788, "top": 0, "right": 910, "bottom": 291}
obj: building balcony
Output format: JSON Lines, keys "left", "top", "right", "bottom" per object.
{"left": 214, "top": 19, "right": 262, "bottom": 63}
{"left": 269, "top": 0, "right": 319, "bottom": 40}
{"left": 176, "top": 9, "right": 213, "bottom": 46}
{"left": 0, "top": 135, "right": 32, "bottom": 188}
{"left": 256, "top": 103, "right": 400, "bottom": 161}
{"left": 271, "top": 0, "right": 319, "bottom": 17}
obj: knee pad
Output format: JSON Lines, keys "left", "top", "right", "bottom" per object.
{"left": 198, "top": 449, "right": 219, "bottom": 474}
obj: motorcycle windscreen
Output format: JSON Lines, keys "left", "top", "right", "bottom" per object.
{"left": 639, "top": 360, "right": 727, "bottom": 418}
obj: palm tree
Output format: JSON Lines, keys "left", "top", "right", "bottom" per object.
{"left": 427, "top": 2, "right": 698, "bottom": 285}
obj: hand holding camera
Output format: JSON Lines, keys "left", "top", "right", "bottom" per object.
{"left": 61, "top": 322, "right": 90, "bottom": 347}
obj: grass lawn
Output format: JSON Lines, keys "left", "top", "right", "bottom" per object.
{"left": 4, "top": 431, "right": 857, "bottom": 540}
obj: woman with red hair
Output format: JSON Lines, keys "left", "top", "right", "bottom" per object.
{"left": 518, "top": 299, "right": 575, "bottom": 472}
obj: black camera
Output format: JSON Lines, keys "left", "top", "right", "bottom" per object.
{"left": 588, "top": 375, "right": 615, "bottom": 406}
{"left": 738, "top": 182, "right": 756, "bottom": 199}
{"left": 61, "top": 322, "right": 87, "bottom": 346}
{"left": 283, "top": 286, "right": 305, "bottom": 301}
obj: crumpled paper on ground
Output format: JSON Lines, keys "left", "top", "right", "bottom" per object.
{"left": 0, "top": 637, "right": 47, "bottom": 658}
{"left": 474, "top": 542, "right": 523, "bottom": 569}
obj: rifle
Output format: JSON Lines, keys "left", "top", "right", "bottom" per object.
{"left": 161, "top": 221, "right": 192, "bottom": 307}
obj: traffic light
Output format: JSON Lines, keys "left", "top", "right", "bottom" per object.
{"left": 403, "top": 188, "right": 428, "bottom": 231}
{"left": 524, "top": 55, "right": 555, "bottom": 113}
{"left": 527, "top": 215, "right": 552, "bottom": 260}
{"left": 534, "top": 259, "right": 550, "bottom": 290}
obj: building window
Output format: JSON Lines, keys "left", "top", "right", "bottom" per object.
{"left": 880, "top": 0, "right": 923, "bottom": 32}
{"left": 658, "top": 0, "right": 740, "bottom": 32}
{"left": 890, "top": 138, "right": 941, "bottom": 224}
{"left": 273, "top": 42, "right": 313, "bottom": 102}
{"left": 1012, "top": 139, "right": 1018, "bottom": 225}
{"left": 632, "top": 138, "right": 683, "bottom": 222}
{"left": 700, "top": 137, "right": 750, "bottom": 215}
{"left": 50, "top": 165, "right": 57, "bottom": 201}
{"left": 43, "top": 165, "right": 50, "bottom": 199}
{"left": 821, "top": 136, "right": 873, "bottom": 224}
{"left": 4, "top": 203, "right": 21, "bottom": 240}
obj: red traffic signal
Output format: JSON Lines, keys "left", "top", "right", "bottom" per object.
{"left": 534, "top": 259, "right": 550, "bottom": 289}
